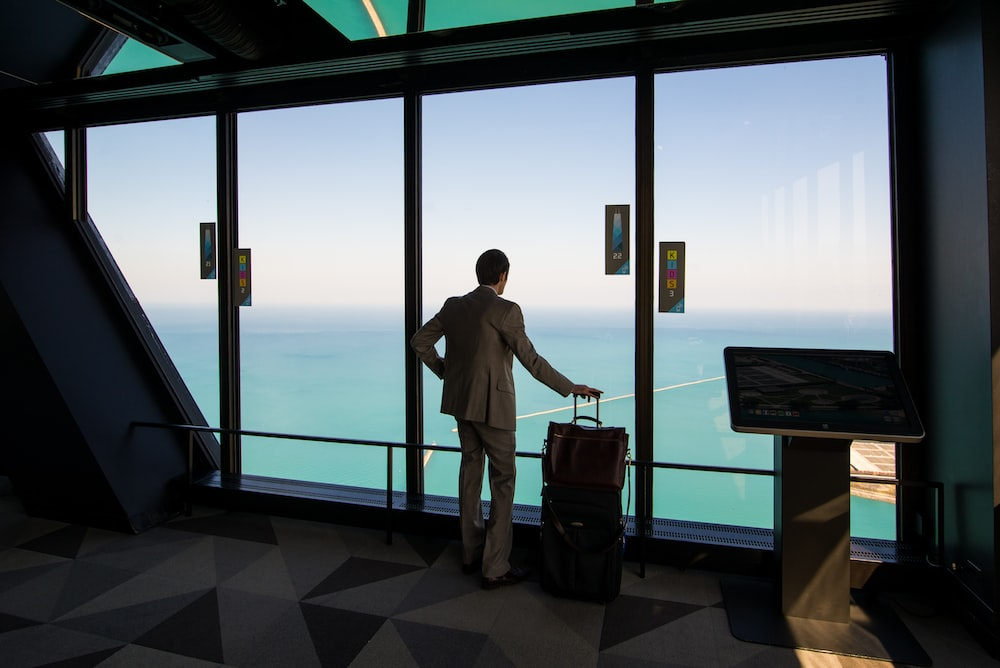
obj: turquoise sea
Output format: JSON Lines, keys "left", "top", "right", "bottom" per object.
{"left": 153, "top": 306, "right": 896, "bottom": 539}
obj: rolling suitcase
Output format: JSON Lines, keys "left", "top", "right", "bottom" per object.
{"left": 539, "top": 397, "right": 630, "bottom": 603}
{"left": 540, "top": 485, "right": 625, "bottom": 602}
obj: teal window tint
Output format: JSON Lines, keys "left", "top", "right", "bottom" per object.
{"left": 86, "top": 118, "right": 220, "bottom": 428}
{"left": 102, "top": 38, "right": 180, "bottom": 75}
{"left": 851, "top": 480, "right": 899, "bottom": 536}
{"left": 237, "top": 100, "right": 405, "bottom": 490}
{"left": 421, "top": 78, "right": 636, "bottom": 506}
{"left": 657, "top": 469, "right": 774, "bottom": 529}
{"left": 302, "top": 0, "right": 408, "bottom": 39}
{"left": 425, "top": 0, "right": 634, "bottom": 31}
{"left": 652, "top": 57, "right": 894, "bottom": 536}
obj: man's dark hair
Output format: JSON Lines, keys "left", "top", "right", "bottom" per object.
{"left": 476, "top": 249, "right": 510, "bottom": 285}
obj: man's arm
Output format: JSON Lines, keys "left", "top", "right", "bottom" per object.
{"left": 410, "top": 316, "right": 446, "bottom": 379}
{"left": 500, "top": 303, "right": 601, "bottom": 398}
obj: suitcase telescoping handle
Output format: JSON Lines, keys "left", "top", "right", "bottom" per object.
{"left": 572, "top": 394, "right": 600, "bottom": 426}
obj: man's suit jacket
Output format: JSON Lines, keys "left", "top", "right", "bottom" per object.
{"left": 411, "top": 285, "right": 574, "bottom": 431}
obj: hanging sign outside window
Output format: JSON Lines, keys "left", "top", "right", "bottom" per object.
{"left": 658, "top": 241, "right": 685, "bottom": 313}
{"left": 200, "top": 222, "right": 216, "bottom": 279}
{"left": 605, "top": 204, "right": 630, "bottom": 275}
{"left": 234, "top": 248, "right": 251, "bottom": 307}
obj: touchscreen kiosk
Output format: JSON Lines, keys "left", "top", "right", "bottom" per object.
{"left": 723, "top": 347, "right": 923, "bottom": 443}
{"left": 720, "top": 347, "right": 927, "bottom": 663}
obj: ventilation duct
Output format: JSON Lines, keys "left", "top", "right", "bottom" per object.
{"left": 160, "top": 0, "right": 266, "bottom": 61}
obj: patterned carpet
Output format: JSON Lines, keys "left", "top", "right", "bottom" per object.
{"left": 0, "top": 493, "right": 993, "bottom": 667}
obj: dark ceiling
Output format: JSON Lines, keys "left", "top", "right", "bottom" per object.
{"left": 0, "top": 1, "right": 99, "bottom": 89}
{"left": 0, "top": 0, "right": 356, "bottom": 91}
{"left": 1, "top": 0, "right": 939, "bottom": 132}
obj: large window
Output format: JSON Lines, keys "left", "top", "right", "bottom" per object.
{"left": 237, "top": 100, "right": 405, "bottom": 488}
{"left": 653, "top": 57, "right": 895, "bottom": 536}
{"left": 86, "top": 118, "right": 220, "bottom": 427}
{"left": 421, "top": 78, "right": 636, "bottom": 505}
{"left": 80, "top": 51, "right": 896, "bottom": 540}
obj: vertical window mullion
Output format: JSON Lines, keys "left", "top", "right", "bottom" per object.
{"left": 405, "top": 91, "right": 425, "bottom": 495}
{"left": 217, "top": 112, "right": 241, "bottom": 474}
{"left": 635, "top": 67, "right": 656, "bottom": 530}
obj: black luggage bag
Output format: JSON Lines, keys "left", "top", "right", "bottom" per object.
{"left": 540, "top": 485, "right": 624, "bottom": 602}
{"left": 539, "top": 397, "right": 630, "bottom": 603}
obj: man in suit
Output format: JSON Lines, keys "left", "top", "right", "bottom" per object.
{"left": 411, "top": 249, "right": 602, "bottom": 590}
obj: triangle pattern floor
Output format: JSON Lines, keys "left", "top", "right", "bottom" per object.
{"left": 0, "top": 496, "right": 992, "bottom": 667}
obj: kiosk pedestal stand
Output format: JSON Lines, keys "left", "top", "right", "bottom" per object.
{"left": 722, "top": 435, "right": 928, "bottom": 664}
{"left": 774, "top": 435, "right": 851, "bottom": 623}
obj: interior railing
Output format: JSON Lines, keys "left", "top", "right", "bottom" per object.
{"left": 133, "top": 421, "right": 943, "bottom": 575}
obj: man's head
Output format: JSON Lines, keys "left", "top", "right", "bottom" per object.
{"left": 476, "top": 249, "right": 510, "bottom": 291}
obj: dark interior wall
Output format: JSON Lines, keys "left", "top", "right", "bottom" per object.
{"left": 984, "top": 0, "right": 1000, "bottom": 632}
{"left": 0, "top": 131, "right": 203, "bottom": 532}
{"left": 0, "top": 281, "right": 128, "bottom": 529}
{"left": 911, "top": 0, "right": 996, "bottom": 607}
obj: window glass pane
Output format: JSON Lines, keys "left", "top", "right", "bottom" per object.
{"left": 657, "top": 469, "right": 773, "bottom": 529}
{"left": 238, "top": 100, "right": 404, "bottom": 490}
{"left": 86, "top": 118, "right": 219, "bottom": 427}
{"left": 425, "top": 0, "right": 633, "bottom": 31}
{"left": 653, "top": 57, "right": 894, "bottom": 536}
{"left": 43, "top": 132, "right": 64, "bottom": 166}
{"left": 422, "top": 78, "right": 635, "bottom": 506}
{"left": 103, "top": 38, "right": 180, "bottom": 75}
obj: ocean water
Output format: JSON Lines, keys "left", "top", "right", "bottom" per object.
{"left": 153, "top": 306, "right": 896, "bottom": 539}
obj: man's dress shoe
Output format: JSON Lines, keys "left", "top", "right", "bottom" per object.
{"left": 481, "top": 566, "right": 529, "bottom": 590}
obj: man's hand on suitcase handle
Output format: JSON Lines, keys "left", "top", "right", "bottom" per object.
{"left": 571, "top": 385, "right": 603, "bottom": 400}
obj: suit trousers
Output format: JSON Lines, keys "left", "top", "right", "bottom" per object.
{"left": 455, "top": 419, "right": 517, "bottom": 578}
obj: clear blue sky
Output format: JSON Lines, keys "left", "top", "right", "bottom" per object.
{"left": 70, "top": 55, "right": 889, "bottom": 319}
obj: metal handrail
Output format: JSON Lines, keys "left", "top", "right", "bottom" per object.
{"left": 134, "top": 420, "right": 469, "bottom": 544}
{"left": 133, "top": 421, "right": 942, "bottom": 566}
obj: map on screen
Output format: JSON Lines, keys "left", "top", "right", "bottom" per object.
{"left": 723, "top": 347, "right": 924, "bottom": 442}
